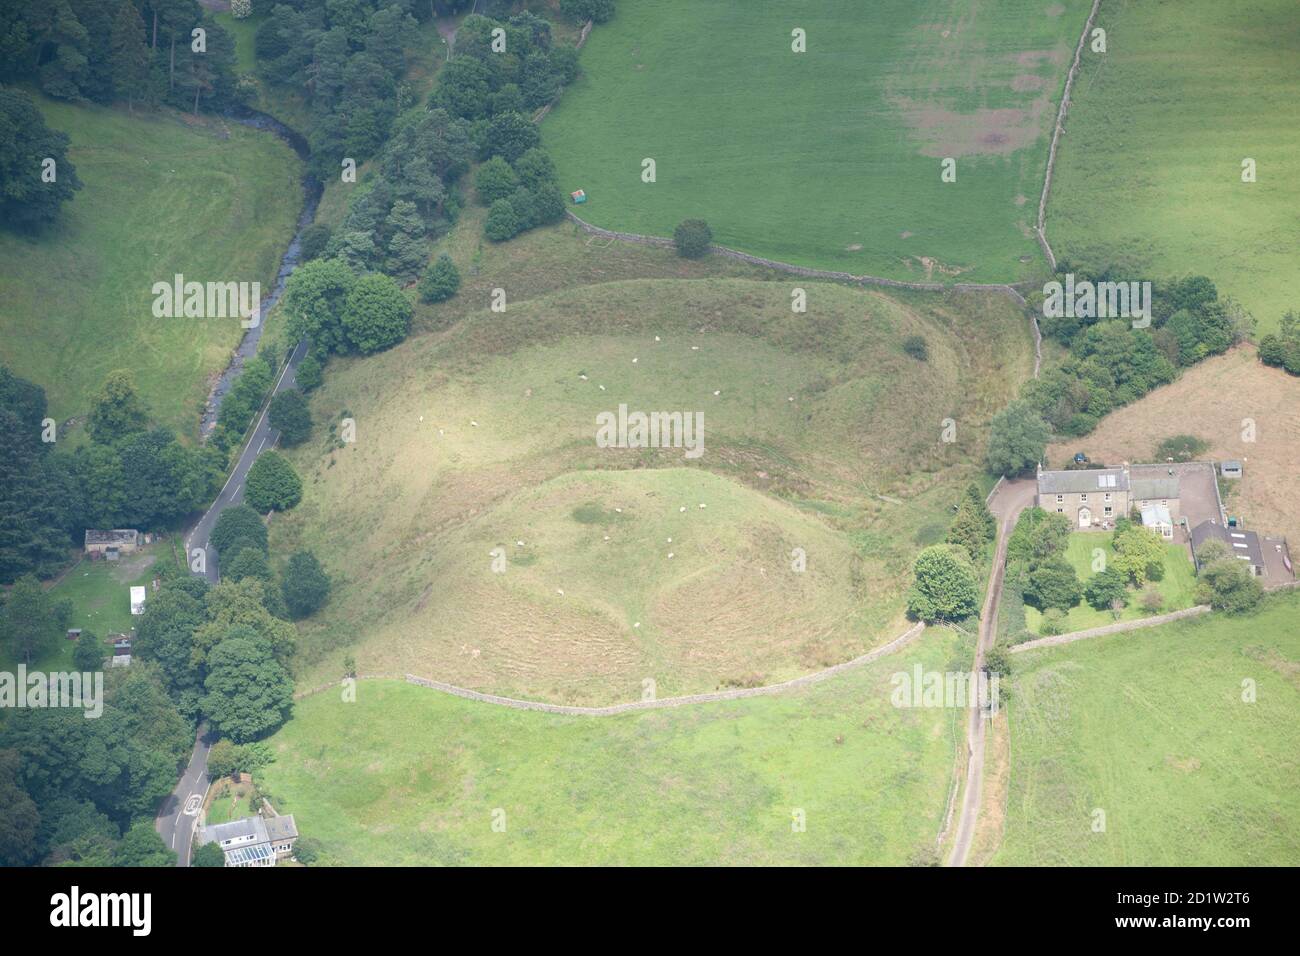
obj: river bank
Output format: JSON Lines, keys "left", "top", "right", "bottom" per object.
{"left": 199, "top": 108, "right": 321, "bottom": 438}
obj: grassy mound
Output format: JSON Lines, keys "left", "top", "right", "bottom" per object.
{"left": 301, "top": 468, "right": 880, "bottom": 702}
{"left": 271, "top": 276, "right": 1034, "bottom": 703}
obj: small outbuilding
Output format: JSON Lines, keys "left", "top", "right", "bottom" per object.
{"left": 1220, "top": 460, "right": 1243, "bottom": 478}
{"left": 129, "top": 586, "right": 147, "bottom": 615}
{"left": 570, "top": 189, "right": 587, "bottom": 204}
{"left": 1190, "top": 520, "right": 1264, "bottom": 576}
{"left": 85, "top": 529, "right": 141, "bottom": 558}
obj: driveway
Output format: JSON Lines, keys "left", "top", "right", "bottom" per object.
{"left": 947, "top": 476, "right": 1035, "bottom": 867}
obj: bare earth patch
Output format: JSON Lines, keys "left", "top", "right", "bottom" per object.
{"left": 1011, "top": 74, "right": 1046, "bottom": 92}
{"left": 892, "top": 96, "right": 1051, "bottom": 158}
{"left": 1047, "top": 347, "right": 1300, "bottom": 544}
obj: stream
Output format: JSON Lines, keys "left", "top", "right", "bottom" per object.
{"left": 198, "top": 107, "right": 321, "bottom": 438}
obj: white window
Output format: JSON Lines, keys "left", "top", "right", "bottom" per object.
{"left": 1056, "top": 508, "right": 1064, "bottom": 514}
{"left": 1104, "top": 493, "right": 1112, "bottom": 502}
{"left": 1080, "top": 493, "right": 1088, "bottom": 502}
{"left": 1056, "top": 494, "right": 1064, "bottom": 503}
{"left": 1104, "top": 506, "right": 1113, "bottom": 516}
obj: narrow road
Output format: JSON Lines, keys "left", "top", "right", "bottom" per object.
{"left": 947, "top": 477, "right": 1035, "bottom": 867}
{"left": 156, "top": 336, "right": 309, "bottom": 863}
{"left": 184, "top": 337, "right": 309, "bottom": 582}
{"left": 154, "top": 724, "right": 213, "bottom": 868}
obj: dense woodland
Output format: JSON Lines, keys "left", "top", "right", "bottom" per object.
{"left": 0, "top": 0, "right": 242, "bottom": 115}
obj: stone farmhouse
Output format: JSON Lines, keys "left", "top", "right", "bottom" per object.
{"left": 1036, "top": 465, "right": 1131, "bottom": 530}
{"left": 1036, "top": 463, "right": 1183, "bottom": 537}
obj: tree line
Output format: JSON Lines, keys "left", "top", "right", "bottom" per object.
{"left": 986, "top": 273, "right": 1252, "bottom": 477}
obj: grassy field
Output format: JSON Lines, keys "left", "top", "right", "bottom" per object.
{"left": 1045, "top": 0, "right": 1300, "bottom": 335}
{"left": 0, "top": 96, "right": 301, "bottom": 439}
{"left": 260, "top": 626, "right": 967, "bottom": 865}
{"left": 543, "top": 0, "right": 1092, "bottom": 283}
{"left": 1023, "top": 532, "right": 1197, "bottom": 635}
{"left": 271, "top": 271, "right": 1034, "bottom": 703}
{"left": 994, "top": 590, "right": 1300, "bottom": 865}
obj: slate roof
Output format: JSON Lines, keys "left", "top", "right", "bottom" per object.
{"left": 1037, "top": 468, "right": 1128, "bottom": 495}
{"left": 198, "top": 816, "right": 268, "bottom": 846}
{"left": 84, "top": 529, "right": 139, "bottom": 547}
{"left": 1190, "top": 520, "right": 1264, "bottom": 568}
{"left": 265, "top": 814, "right": 298, "bottom": 842}
{"left": 197, "top": 813, "right": 298, "bottom": 854}
{"left": 1131, "top": 477, "right": 1179, "bottom": 500}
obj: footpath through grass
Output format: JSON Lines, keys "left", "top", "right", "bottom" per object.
{"left": 261, "top": 627, "right": 966, "bottom": 865}
{"left": 995, "top": 590, "right": 1300, "bottom": 866}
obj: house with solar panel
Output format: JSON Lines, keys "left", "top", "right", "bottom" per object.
{"left": 1036, "top": 465, "right": 1130, "bottom": 530}
{"left": 195, "top": 813, "right": 299, "bottom": 867}
{"left": 1037, "top": 463, "right": 1186, "bottom": 538}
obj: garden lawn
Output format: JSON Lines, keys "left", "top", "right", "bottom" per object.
{"left": 1024, "top": 532, "right": 1197, "bottom": 635}
{"left": 0, "top": 540, "right": 174, "bottom": 674}
{"left": 205, "top": 780, "right": 257, "bottom": 826}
